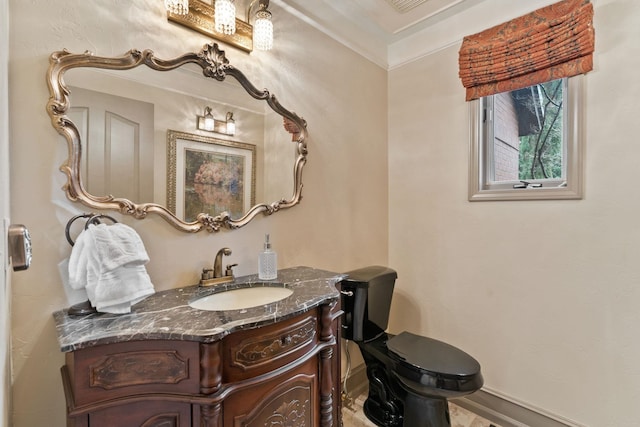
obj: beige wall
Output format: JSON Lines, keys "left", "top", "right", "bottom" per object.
{"left": 389, "top": 0, "right": 640, "bottom": 425}
{"left": 8, "top": 1, "right": 388, "bottom": 425}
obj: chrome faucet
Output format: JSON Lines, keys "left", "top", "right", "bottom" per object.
{"left": 200, "top": 247, "right": 237, "bottom": 286}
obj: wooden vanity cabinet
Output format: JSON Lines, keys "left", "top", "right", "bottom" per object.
{"left": 61, "top": 303, "right": 342, "bottom": 427}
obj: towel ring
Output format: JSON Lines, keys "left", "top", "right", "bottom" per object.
{"left": 65, "top": 213, "right": 94, "bottom": 247}
{"left": 65, "top": 213, "right": 118, "bottom": 246}
{"left": 85, "top": 213, "right": 118, "bottom": 229}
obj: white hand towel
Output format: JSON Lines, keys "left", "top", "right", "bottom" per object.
{"left": 68, "top": 223, "right": 155, "bottom": 313}
{"left": 58, "top": 258, "right": 89, "bottom": 305}
{"left": 68, "top": 229, "right": 91, "bottom": 290}
{"left": 89, "top": 223, "right": 150, "bottom": 270}
{"left": 85, "top": 264, "right": 154, "bottom": 314}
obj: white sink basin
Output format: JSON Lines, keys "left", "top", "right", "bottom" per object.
{"left": 189, "top": 286, "right": 293, "bottom": 311}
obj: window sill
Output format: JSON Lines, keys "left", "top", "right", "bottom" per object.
{"left": 468, "top": 186, "right": 582, "bottom": 201}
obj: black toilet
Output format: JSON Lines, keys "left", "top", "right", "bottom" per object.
{"left": 341, "top": 266, "right": 483, "bottom": 427}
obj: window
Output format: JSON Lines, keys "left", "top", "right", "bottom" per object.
{"left": 469, "top": 76, "right": 584, "bottom": 201}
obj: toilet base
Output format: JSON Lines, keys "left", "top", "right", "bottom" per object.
{"left": 362, "top": 363, "right": 404, "bottom": 426}
{"left": 403, "top": 392, "right": 450, "bottom": 427}
{"left": 363, "top": 388, "right": 451, "bottom": 427}
{"left": 358, "top": 337, "right": 457, "bottom": 427}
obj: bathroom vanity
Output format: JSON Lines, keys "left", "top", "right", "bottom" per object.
{"left": 53, "top": 267, "right": 344, "bottom": 427}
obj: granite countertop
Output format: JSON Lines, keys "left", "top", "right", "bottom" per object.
{"left": 53, "top": 266, "right": 345, "bottom": 352}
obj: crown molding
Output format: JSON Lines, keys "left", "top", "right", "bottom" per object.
{"left": 275, "top": 0, "right": 561, "bottom": 70}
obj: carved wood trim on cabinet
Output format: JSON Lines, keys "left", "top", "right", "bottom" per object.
{"left": 231, "top": 374, "right": 316, "bottom": 426}
{"left": 90, "top": 350, "right": 189, "bottom": 390}
{"left": 198, "top": 402, "right": 223, "bottom": 427}
{"left": 319, "top": 303, "right": 336, "bottom": 427}
{"left": 200, "top": 341, "right": 222, "bottom": 395}
{"left": 231, "top": 317, "right": 316, "bottom": 370}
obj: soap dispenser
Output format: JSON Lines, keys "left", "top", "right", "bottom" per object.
{"left": 258, "top": 234, "right": 278, "bottom": 280}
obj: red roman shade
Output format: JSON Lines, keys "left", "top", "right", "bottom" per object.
{"left": 458, "top": 0, "right": 595, "bottom": 101}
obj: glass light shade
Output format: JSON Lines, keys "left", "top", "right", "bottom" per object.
{"left": 198, "top": 108, "right": 216, "bottom": 132}
{"left": 203, "top": 116, "right": 215, "bottom": 131}
{"left": 225, "top": 121, "right": 235, "bottom": 135}
{"left": 253, "top": 10, "right": 273, "bottom": 51}
{"left": 165, "top": 0, "right": 188, "bottom": 15}
{"left": 215, "top": 0, "right": 236, "bottom": 35}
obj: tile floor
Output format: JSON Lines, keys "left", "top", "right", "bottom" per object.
{"left": 341, "top": 394, "right": 499, "bottom": 427}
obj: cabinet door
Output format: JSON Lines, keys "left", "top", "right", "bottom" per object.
{"left": 223, "top": 359, "right": 318, "bottom": 427}
{"left": 89, "top": 400, "right": 191, "bottom": 427}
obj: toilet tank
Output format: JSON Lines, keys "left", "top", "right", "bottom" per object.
{"left": 341, "top": 266, "right": 397, "bottom": 342}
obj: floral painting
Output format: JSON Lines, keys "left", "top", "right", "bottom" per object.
{"left": 167, "top": 130, "right": 255, "bottom": 222}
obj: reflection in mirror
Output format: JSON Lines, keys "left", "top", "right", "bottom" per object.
{"left": 166, "top": 130, "right": 256, "bottom": 222}
{"left": 47, "top": 43, "right": 307, "bottom": 232}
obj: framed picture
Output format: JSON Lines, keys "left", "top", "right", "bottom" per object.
{"left": 167, "top": 130, "right": 256, "bottom": 222}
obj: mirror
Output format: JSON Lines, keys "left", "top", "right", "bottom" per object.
{"left": 46, "top": 43, "right": 307, "bottom": 232}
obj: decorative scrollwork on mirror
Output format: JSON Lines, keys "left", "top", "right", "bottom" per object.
{"left": 46, "top": 43, "right": 308, "bottom": 232}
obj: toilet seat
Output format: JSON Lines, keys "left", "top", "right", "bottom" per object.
{"left": 386, "top": 331, "right": 483, "bottom": 398}
{"left": 387, "top": 331, "right": 481, "bottom": 376}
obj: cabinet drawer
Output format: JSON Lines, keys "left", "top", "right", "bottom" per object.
{"left": 221, "top": 311, "right": 318, "bottom": 382}
{"left": 66, "top": 340, "right": 200, "bottom": 407}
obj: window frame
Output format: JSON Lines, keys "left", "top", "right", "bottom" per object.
{"left": 468, "top": 75, "right": 584, "bottom": 201}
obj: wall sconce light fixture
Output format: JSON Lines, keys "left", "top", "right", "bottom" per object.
{"left": 225, "top": 112, "right": 236, "bottom": 135}
{"left": 248, "top": 0, "right": 273, "bottom": 51}
{"left": 166, "top": 0, "right": 274, "bottom": 53}
{"left": 164, "top": 0, "right": 189, "bottom": 15}
{"left": 214, "top": 0, "right": 236, "bottom": 35}
{"left": 197, "top": 108, "right": 236, "bottom": 136}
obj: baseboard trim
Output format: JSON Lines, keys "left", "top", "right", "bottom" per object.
{"left": 453, "top": 388, "right": 586, "bottom": 427}
{"left": 344, "top": 366, "right": 585, "bottom": 427}
{"left": 342, "top": 363, "right": 368, "bottom": 401}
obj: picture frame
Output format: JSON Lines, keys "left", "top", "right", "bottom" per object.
{"left": 167, "top": 130, "right": 256, "bottom": 222}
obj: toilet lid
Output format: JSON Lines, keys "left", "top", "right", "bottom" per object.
{"left": 387, "top": 331, "right": 480, "bottom": 377}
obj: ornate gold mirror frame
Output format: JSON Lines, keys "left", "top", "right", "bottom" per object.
{"left": 46, "top": 43, "right": 308, "bottom": 233}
